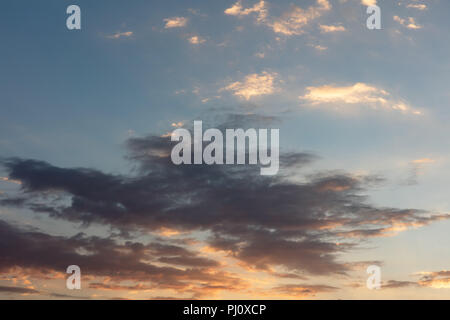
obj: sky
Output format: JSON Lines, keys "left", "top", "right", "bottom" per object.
{"left": 0, "top": 0, "right": 450, "bottom": 299}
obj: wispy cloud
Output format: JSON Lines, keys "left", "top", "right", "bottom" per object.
{"left": 319, "top": 24, "right": 346, "bottom": 33}
{"left": 417, "top": 271, "right": 450, "bottom": 289}
{"left": 403, "top": 157, "right": 436, "bottom": 185}
{"left": 225, "top": 0, "right": 331, "bottom": 36}
{"left": 224, "top": 0, "right": 268, "bottom": 23}
{"left": 406, "top": 3, "right": 427, "bottom": 11}
{"left": 309, "top": 43, "right": 328, "bottom": 51}
{"left": 0, "top": 177, "right": 22, "bottom": 185}
{"left": 270, "top": 0, "right": 331, "bottom": 36}
{"left": 268, "top": 284, "right": 338, "bottom": 298}
{"left": 383, "top": 270, "right": 450, "bottom": 290}
{"left": 300, "top": 83, "right": 422, "bottom": 115}
{"left": 394, "top": 16, "right": 423, "bottom": 29}
{"left": 0, "top": 286, "right": 39, "bottom": 295}
{"left": 107, "top": 31, "right": 133, "bottom": 39}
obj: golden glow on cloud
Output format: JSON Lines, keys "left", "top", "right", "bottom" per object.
{"left": 417, "top": 271, "right": 450, "bottom": 289}
{"left": 412, "top": 158, "right": 435, "bottom": 164}
{"left": 225, "top": 0, "right": 331, "bottom": 36}
{"left": 0, "top": 177, "right": 22, "bottom": 185}
{"left": 156, "top": 228, "right": 182, "bottom": 237}
{"left": 300, "top": 83, "right": 422, "bottom": 115}
{"left": 224, "top": 0, "right": 268, "bottom": 23}
{"left": 394, "top": 16, "right": 423, "bottom": 29}
{"left": 319, "top": 24, "right": 346, "bottom": 33}
{"left": 164, "top": 16, "right": 188, "bottom": 28}
{"left": 361, "top": 0, "right": 377, "bottom": 6}
{"left": 266, "top": 284, "right": 337, "bottom": 299}
{"left": 301, "top": 83, "right": 388, "bottom": 104}
{"left": 1, "top": 0, "right": 449, "bottom": 301}
{"left": 107, "top": 31, "right": 133, "bottom": 39}
{"left": 406, "top": 4, "right": 427, "bottom": 11}
{"left": 222, "top": 71, "right": 278, "bottom": 100}
{"left": 188, "top": 35, "right": 206, "bottom": 45}
{"left": 270, "top": 0, "right": 331, "bottom": 36}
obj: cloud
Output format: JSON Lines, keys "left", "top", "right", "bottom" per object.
{"left": 382, "top": 280, "right": 418, "bottom": 289}
{"left": 164, "top": 17, "right": 188, "bottom": 29}
{"left": 412, "top": 158, "right": 435, "bottom": 165}
{"left": 188, "top": 35, "right": 206, "bottom": 45}
{"left": 0, "top": 177, "right": 22, "bottom": 185}
{"left": 361, "top": 0, "right": 377, "bottom": 6}
{"left": 0, "top": 285, "right": 40, "bottom": 294}
{"left": 171, "top": 122, "right": 184, "bottom": 128}
{"left": 394, "top": 16, "right": 422, "bottom": 29}
{"left": 107, "top": 31, "right": 133, "bottom": 39}
{"left": 406, "top": 4, "right": 427, "bottom": 11}
{"left": 225, "top": 0, "right": 331, "bottom": 36}
{"left": 1, "top": 113, "right": 447, "bottom": 286}
{"left": 404, "top": 158, "right": 435, "bottom": 185}
{"left": 224, "top": 0, "right": 268, "bottom": 23}
{"left": 270, "top": 0, "right": 331, "bottom": 36}
{"left": 309, "top": 44, "right": 327, "bottom": 51}
{"left": 269, "top": 284, "right": 338, "bottom": 298}
{"left": 300, "top": 83, "right": 422, "bottom": 115}
{"left": 0, "top": 282, "right": 90, "bottom": 299}
{"left": 301, "top": 83, "right": 388, "bottom": 104}
{"left": 0, "top": 218, "right": 243, "bottom": 298}
{"left": 221, "top": 71, "right": 278, "bottom": 100}
{"left": 383, "top": 270, "right": 450, "bottom": 290}
{"left": 417, "top": 271, "right": 450, "bottom": 289}
{"left": 88, "top": 283, "right": 153, "bottom": 291}
{"left": 319, "top": 24, "right": 346, "bottom": 33}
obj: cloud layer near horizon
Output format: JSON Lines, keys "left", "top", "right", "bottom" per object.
{"left": 0, "top": 114, "right": 447, "bottom": 298}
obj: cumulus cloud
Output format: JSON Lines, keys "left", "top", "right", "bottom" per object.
{"left": 300, "top": 83, "right": 422, "bottom": 115}
{"left": 221, "top": 71, "right": 278, "bottom": 100}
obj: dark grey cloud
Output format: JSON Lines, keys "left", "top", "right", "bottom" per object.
{"left": 0, "top": 219, "right": 237, "bottom": 297}
{"left": 383, "top": 280, "right": 419, "bottom": 289}
{"left": 0, "top": 285, "right": 39, "bottom": 294}
{"left": 0, "top": 114, "right": 448, "bottom": 283}
{"left": 270, "top": 284, "right": 338, "bottom": 298}
{"left": 0, "top": 284, "right": 92, "bottom": 299}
